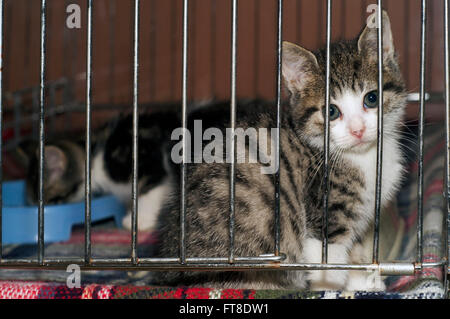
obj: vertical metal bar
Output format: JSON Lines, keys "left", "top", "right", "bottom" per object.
{"left": 229, "top": 0, "right": 238, "bottom": 264}
{"left": 85, "top": 0, "right": 93, "bottom": 264}
{"left": 443, "top": 0, "right": 450, "bottom": 298}
{"left": 321, "top": 0, "right": 332, "bottom": 264}
{"left": 417, "top": 0, "right": 427, "bottom": 266}
{"left": 274, "top": 0, "right": 283, "bottom": 257}
{"left": 38, "top": 0, "right": 47, "bottom": 265}
{"left": 180, "top": 0, "right": 189, "bottom": 265}
{"left": 131, "top": 0, "right": 140, "bottom": 265}
{"left": 372, "top": 0, "right": 384, "bottom": 264}
{"left": 0, "top": 0, "right": 3, "bottom": 261}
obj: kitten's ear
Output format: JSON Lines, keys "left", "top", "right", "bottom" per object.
{"left": 357, "top": 10, "right": 395, "bottom": 61}
{"left": 16, "top": 140, "right": 39, "bottom": 168}
{"left": 42, "top": 145, "right": 68, "bottom": 183}
{"left": 282, "top": 41, "right": 319, "bottom": 93}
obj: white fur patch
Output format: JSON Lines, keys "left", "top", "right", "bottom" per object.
{"left": 122, "top": 178, "right": 172, "bottom": 231}
{"left": 346, "top": 270, "right": 386, "bottom": 291}
{"left": 302, "top": 238, "right": 350, "bottom": 290}
{"left": 343, "top": 135, "right": 403, "bottom": 233}
{"left": 91, "top": 151, "right": 131, "bottom": 202}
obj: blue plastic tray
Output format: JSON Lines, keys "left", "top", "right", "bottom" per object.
{"left": 1, "top": 180, "right": 126, "bottom": 244}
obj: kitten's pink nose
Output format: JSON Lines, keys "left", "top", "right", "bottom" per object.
{"left": 350, "top": 126, "right": 365, "bottom": 139}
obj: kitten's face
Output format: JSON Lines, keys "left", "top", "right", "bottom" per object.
{"left": 283, "top": 11, "right": 406, "bottom": 154}
{"left": 26, "top": 141, "right": 85, "bottom": 205}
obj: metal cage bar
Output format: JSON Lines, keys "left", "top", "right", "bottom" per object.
{"left": 180, "top": 0, "right": 189, "bottom": 265}
{"left": 229, "top": 0, "right": 238, "bottom": 264}
{"left": 0, "top": 0, "right": 3, "bottom": 261}
{"left": 0, "top": 258, "right": 425, "bottom": 275}
{"left": 417, "top": 0, "right": 427, "bottom": 265}
{"left": 131, "top": 0, "right": 140, "bottom": 265}
{"left": 444, "top": 0, "right": 450, "bottom": 296}
{"left": 1, "top": 256, "right": 445, "bottom": 273}
{"left": 321, "top": 0, "right": 332, "bottom": 264}
{"left": 84, "top": 0, "right": 93, "bottom": 265}
{"left": 274, "top": 0, "right": 283, "bottom": 257}
{"left": 37, "top": 0, "right": 47, "bottom": 265}
{"left": 372, "top": 0, "right": 384, "bottom": 264}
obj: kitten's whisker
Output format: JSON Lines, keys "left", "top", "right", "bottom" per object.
{"left": 305, "top": 157, "right": 324, "bottom": 188}
{"left": 384, "top": 130, "right": 419, "bottom": 146}
{"left": 391, "top": 124, "right": 418, "bottom": 136}
{"left": 304, "top": 144, "right": 343, "bottom": 189}
{"left": 384, "top": 134, "right": 418, "bottom": 154}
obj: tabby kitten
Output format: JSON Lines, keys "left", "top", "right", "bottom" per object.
{"left": 153, "top": 11, "right": 406, "bottom": 290}
{"left": 25, "top": 111, "right": 179, "bottom": 231}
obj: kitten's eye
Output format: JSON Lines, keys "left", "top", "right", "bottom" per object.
{"left": 364, "top": 90, "right": 378, "bottom": 109}
{"left": 323, "top": 104, "right": 341, "bottom": 121}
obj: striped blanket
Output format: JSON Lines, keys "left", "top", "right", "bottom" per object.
{"left": 0, "top": 123, "right": 447, "bottom": 299}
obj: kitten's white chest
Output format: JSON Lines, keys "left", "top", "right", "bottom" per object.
{"left": 91, "top": 151, "right": 131, "bottom": 202}
{"left": 344, "top": 138, "right": 403, "bottom": 223}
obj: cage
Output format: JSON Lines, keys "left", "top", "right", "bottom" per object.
{"left": 0, "top": 0, "right": 448, "bottom": 299}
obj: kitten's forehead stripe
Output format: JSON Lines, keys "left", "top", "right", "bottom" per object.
{"left": 383, "top": 81, "right": 404, "bottom": 93}
{"left": 298, "top": 106, "right": 320, "bottom": 129}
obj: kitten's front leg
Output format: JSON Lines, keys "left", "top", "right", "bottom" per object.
{"left": 302, "top": 237, "right": 350, "bottom": 290}
{"left": 122, "top": 179, "right": 171, "bottom": 231}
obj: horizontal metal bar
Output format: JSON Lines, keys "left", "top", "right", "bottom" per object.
{"left": 2, "top": 91, "right": 441, "bottom": 128}
{"left": 0, "top": 259, "right": 441, "bottom": 275}
{"left": 406, "top": 91, "right": 444, "bottom": 103}
{"left": 379, "top": 263, "right": 415, "bottom": 276}
{"left": 5, "top": 86, "right": 437, "bottom": 104}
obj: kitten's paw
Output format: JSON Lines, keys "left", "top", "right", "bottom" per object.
{"left": 121, "top": 179, "right": 170, "bottom": 231}
{"left": 345, "top": 270, "right": 386, "bottom": 292}
{"left": 122, "top": 212, "right": 156, "bottom": 231}
{"left": 308, "top": 270, "right": 348, "bottom": 291}
{"left": 122, "top": 213, "right": 133, "bottom": 230}
{"left": 303, "top": 239, "right": 349, "bottom": 290}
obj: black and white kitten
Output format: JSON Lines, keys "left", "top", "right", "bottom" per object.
{"left": 25, "top": 110, "right": 179, "bottom": 231}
